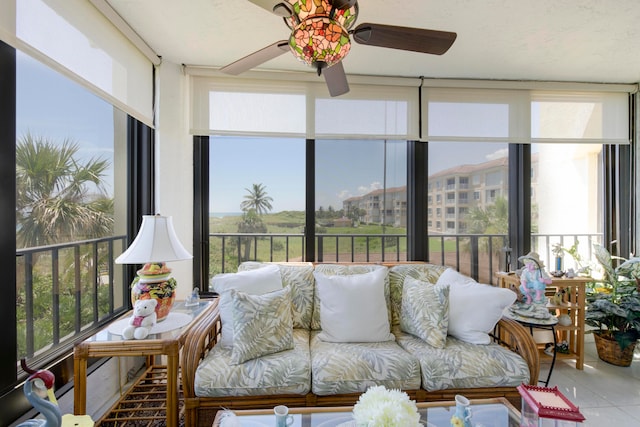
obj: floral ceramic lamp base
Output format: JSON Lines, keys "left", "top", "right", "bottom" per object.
{"left": 131, "top": 262, "right": 177, "bottom": 322}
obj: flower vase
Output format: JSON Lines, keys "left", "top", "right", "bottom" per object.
{"left": 450, "top": 395, "right": 472, "bottom": 427}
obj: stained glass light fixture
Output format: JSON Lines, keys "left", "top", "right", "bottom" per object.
{"left": 286, "top": 0, "right": 359, "bottom": 72}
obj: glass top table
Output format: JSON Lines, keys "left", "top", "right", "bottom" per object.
{"left": 213, "top": 398, "right": 521, "bottom": 427}
{"left": 73, "top": 299, "right": 216, "bottom": 427}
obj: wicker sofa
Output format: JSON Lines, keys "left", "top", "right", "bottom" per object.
{"left": 181, "top": 262, "right": 538, "bottom": 427}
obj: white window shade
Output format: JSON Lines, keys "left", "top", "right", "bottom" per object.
{"left": 1, "top": 0, "right": 154, "bottom": 127}
{"left": 189, "top": 71, "right": 420, "bottom": 139}
{"left": 531, "top": 91, "right": 629, "bottom": 144}
{"left": 422, "top": 86, "right": 630, "bottom": 145}
{"left": 315, "top": 84, "right": 419, "bottom": 140}
{"left": 190, "top": 76, "right": 307, "bottom": 137}
{"left": 422, "top": 87, "right": 530, "bottom": 143}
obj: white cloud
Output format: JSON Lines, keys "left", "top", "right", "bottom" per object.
{"left": 357, "top": 181, "right": 382, "bottom": 195}
{"left": 337, "top": 189, "right": 351, "bottom": 200}
{"left": 486, "top": 148, "right": 508, "bottom": 161}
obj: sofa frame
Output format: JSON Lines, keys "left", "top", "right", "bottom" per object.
{"left": 180, "top": 262, "right": 539, "bottom": 427}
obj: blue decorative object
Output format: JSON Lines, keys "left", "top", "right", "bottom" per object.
{"left": 17, "top": 372, "right": 61, "bottom": 427}
{"left": 450, "top": 394, "right": 472, "bottom": 427}
{"left": 518, "top": 252, "right": 552, "bottom": 305}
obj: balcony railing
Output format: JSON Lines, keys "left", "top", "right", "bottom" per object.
{"left": 209, "top": 232, "right": 603, "bottom": 285}
{"left": 15, "top": 231, "right": 603, "bottom": 373}
{"left": 16, "top": 235, "right": 128, "bottom": 366}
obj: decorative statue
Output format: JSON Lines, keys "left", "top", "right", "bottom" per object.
{"left": 518, "top": 252, "right": 552, "bottom": 305}
{"left": 17, "top": 360, "right": 61, "bottom": 427}
{"left": 17, "top": 360, "right": 94, "bottom": 427}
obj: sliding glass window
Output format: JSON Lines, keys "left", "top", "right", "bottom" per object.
{"left": 16, "top": 50, "right": 129, "bottom": 365}
{"left": 209, "top": 136, "right": 306, "bottom": 275}
{"left": 316, "top": 139, "right": 407, "bottom": 263}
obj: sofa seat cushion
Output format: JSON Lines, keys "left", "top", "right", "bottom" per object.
{"left": 310, "top": 330, "right": 421, "bottom": 396}
{"left": 194, "top": 329, "right": 311, "bottom": 397}
{"left": 395, "top": 330, "right": 530, "bottom": 392}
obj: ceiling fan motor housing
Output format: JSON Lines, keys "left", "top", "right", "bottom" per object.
{"left": 286, "top": 0, "right": 358, "bottom": 67}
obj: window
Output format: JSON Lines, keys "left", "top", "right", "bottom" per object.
{"left": 209, "top": 136, "right": 305, "bottom": 275}
{"left": 316, "top": 139, "right": 407, "bottom": 261}
{"left": 446, "top": 178, "right": 455, "bottom": 189}
{"left": 428, "top": 141, "right": 510, "bottom": 282}
{"left": 530, "top": 144, "right": 604, "bottom": 266}
{"left": 15, "top": 50, "right": 129, "bottom": 363}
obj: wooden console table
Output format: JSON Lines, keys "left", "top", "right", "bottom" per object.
{"left": 495, "top": 272, "right": 590, "bottom": 370}
{"left": 73, "top": 299, "right": 216, "bottom": 427}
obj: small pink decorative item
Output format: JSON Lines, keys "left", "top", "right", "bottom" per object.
{"left": 517, "top": 384, "right": 585, "bottom": 426}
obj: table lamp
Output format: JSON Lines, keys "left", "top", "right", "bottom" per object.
{"left": 115, "top": 214, "right": 192, "bottom": 321}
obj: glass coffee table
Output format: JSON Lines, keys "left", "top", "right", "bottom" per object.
{"left": 212, "top": 397, "right": 521, "bottom": 427}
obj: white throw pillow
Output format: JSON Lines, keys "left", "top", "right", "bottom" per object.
{"left": 436, "top": 268, "right": 516, "bottom": 345}
{"left": 211, "top": 264, "right": 283, "bottom": 347}
{"left": 314, "top": 267, "right": 394, "bottom": 343}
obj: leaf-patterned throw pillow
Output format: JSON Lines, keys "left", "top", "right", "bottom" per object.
{"left": 229, "top": 287, "right": 294, "bottom": 365}
{"left": 400, "top": 276, "right": 450, "bottom": 348}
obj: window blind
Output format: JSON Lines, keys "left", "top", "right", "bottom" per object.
{"left": 422, "top": 86, "right": 631, "bottom": 145}
{"left": 0, "top": 0, "right": 154, "bottom": 127}
{"left": 189, "top": 70, "right": 419, "bottom": 140}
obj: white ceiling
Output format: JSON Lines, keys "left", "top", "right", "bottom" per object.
{"left": 105, "top": 0, "right": 640, "bottom": 84}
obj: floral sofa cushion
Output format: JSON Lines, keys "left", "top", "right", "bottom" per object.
{"left": 311, "top": 264, "right": 392, "bottom": 330}
{"left": 394, "top": 329, "right": 530, "bottom": 391}
{"left": 194, "top": 329, "right": 311, "bottom": 397}
{"left": 388, "top": 264, "right": 449, "bottom": 326}
{"left": 309, "top": 330, "right": 421, "bottom": 396}
{"left": 238, "top": 262, "right": 315, "bottom": 329}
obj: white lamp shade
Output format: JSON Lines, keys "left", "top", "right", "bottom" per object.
{"left": 115, "top": 215, "right": 192, "bottom": 264}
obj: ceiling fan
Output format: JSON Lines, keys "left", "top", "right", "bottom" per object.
{"left": 220, "top": 0, "right": 457, "bottom": 97}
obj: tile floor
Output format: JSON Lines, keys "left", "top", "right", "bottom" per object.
{"left": 538, "top": 334, "right": 640, "bottom": 426}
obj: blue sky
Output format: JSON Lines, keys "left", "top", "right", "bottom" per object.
{"left": 16, "top": 51, "right": 116, "bottom": 193}
{"left": 210, "top": 136, "right": 508, "bottom": 213}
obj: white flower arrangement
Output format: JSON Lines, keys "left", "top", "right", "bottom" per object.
{"left": 352, "top": 385, "right": 421, "bottom": 427}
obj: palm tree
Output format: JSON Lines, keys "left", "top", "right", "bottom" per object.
{"left": 240, "top": 183, "right": 273, "bottom": 215}
{"left": 237, "top": 208, "right": 268, "bottom": 261}
{"left": 16, "top": 133, "right": 114, "bottom": 248}
{"left": 462, "top": 196, "right": 509, "bottom": 256}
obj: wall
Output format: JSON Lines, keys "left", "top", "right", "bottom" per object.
{"left": 155, "top": 61, "right": 194, "bottom": 300}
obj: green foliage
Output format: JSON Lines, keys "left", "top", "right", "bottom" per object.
{"left": 585, "top": 244, "right": 640, "bottom": 349}
{"left": 240, "top": 183, "right": 273, "bottom": 215}
{"left": 16, "top": 133, "right": 114, "bottom": 248}
{"left": 15, "top": 133, "right": 115, "bottom": 357}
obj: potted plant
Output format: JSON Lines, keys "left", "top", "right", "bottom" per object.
{"left": 585, "top": 244, "right": 640, "bottom": 366}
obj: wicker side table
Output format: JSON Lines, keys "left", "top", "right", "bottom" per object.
{"left": 73, "top": 299, "right": 216, "bottom": 427}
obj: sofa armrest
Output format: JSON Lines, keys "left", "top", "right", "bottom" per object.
{"left": 181, "top": 299, "right": 221, "bottom": 399}
{"left": 493, "top": 317, "right": 540, "bottom": 385}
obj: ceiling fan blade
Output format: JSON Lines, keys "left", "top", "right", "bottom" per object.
{"left": 323, "top": 61, "right": 350, "bottom": 97}
{"left": 220, "top": 41, "right": 290, "bottom": 75}
{"left": 353, "top": 23, "right": 457, "bottom": 55}
{"left": 329, "top": 0, "right": 357, "bottom": 9}
{"left": 247, "top": 0, "right": 292, "bottom": 17}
